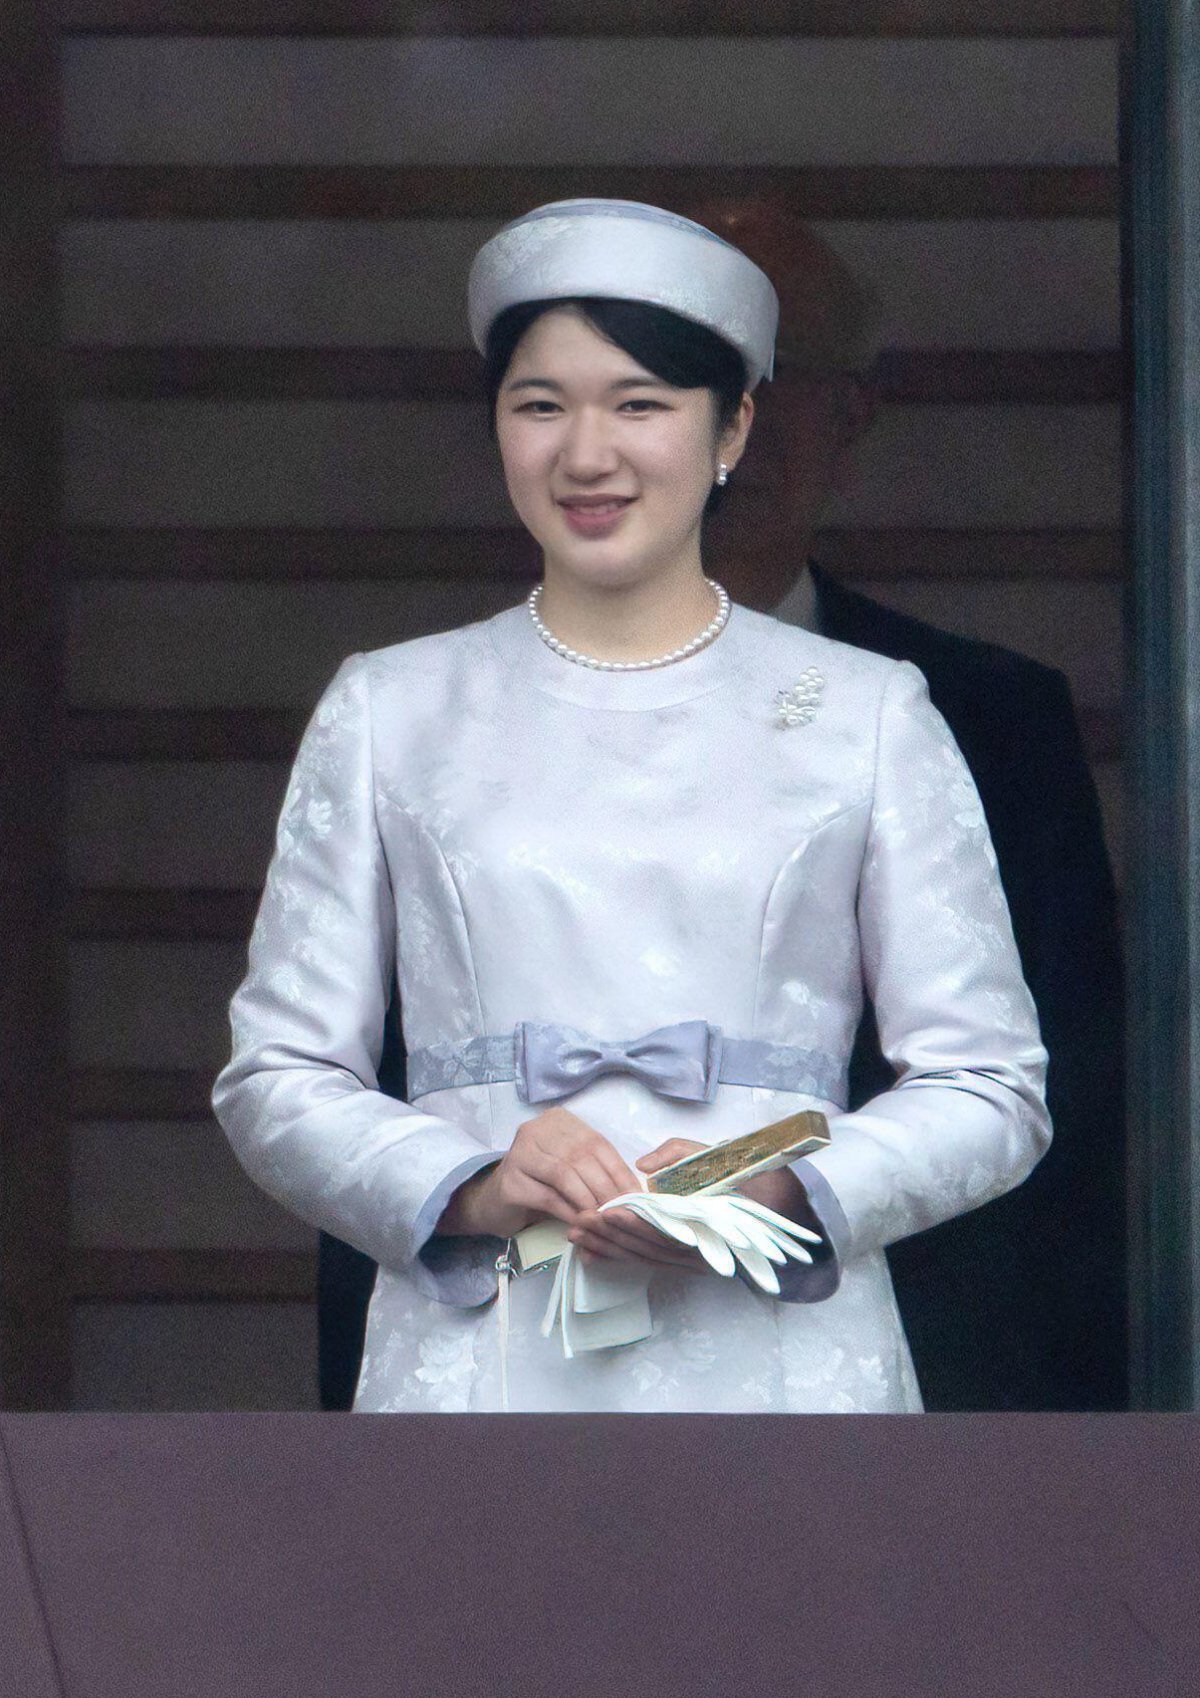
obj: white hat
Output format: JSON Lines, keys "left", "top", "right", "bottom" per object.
{"left": 467, "top": 198, "right": 779, "bottom": 389}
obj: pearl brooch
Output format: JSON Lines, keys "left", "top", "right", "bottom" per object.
{"left": 775, "top": 668, "right": 825, "bottom": 726}
{"left": 527, "top": 578, "right": 731, "bottom": 671}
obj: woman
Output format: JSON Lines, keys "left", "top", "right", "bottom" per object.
{"left": 212, "top": 199, "right": 1051, "bottom": 1413}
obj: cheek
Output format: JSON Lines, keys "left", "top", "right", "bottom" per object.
{"left": 496, "top": 428, "right": 553, "bottom": 497}
{"left": 636, "top": 418, "right": 717, "bottom": 490}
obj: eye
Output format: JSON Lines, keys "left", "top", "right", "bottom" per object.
{"left": 620, "top": 398, "right": 667, "bottom": 414}
{"left": 514, "top": 400, "right": 561, "bottom": 415}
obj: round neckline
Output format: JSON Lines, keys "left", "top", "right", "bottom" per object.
{"left": 485, "top": 594, "right": 754, "bottom": 711}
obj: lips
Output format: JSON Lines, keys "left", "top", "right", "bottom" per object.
{"left": 557, "top": 496, "right": 636, "bottom": 536}
{"left": 557, "top": 498, "right": 635, "bottom": 513}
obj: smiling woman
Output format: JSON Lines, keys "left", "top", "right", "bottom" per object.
{"left": 211, "top": 198, "right": 1052, "bottom": 1414}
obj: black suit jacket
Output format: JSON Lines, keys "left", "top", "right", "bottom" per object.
{"left": 317, "top": 571, "right": 1128, "bottom": 1411}
{"left": 814, "top": 565, "right": 1127, "bottom": 1410}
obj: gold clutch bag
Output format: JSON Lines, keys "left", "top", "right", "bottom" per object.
{"left": 508, "top": 1109, "right": 830, "bottom": 1276}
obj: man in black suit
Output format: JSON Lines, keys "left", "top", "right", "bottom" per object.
{"left": 317, "top": 202, "right": 1127, "bottom": 1412}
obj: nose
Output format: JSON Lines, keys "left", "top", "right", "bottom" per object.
{"left": 557, "top": 407, "right": 621, "bottom": 481}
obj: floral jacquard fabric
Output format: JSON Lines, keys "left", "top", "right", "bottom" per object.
{"left": 211, "top": 599, "right": 1050, "bottom": 1414}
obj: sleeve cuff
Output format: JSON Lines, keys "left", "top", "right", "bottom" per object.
{"left": 752, "top": 1157, "right": 851, "bottom": 1305}
{"left": 411, "top": 1151, "right": 505, "bottom": 1308}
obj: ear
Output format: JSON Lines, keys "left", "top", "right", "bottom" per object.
{"left": 719, "top": 390, "right": 755, "bottom": 474}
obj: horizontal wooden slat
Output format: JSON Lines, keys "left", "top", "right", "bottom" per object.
{"left": 63, "top": 527, "right": 1125, "bottom": 583}
{"left": 812, "top": 530, "right": 1125, "bottom": 581}
{"left": 872, "top": 349, "right": 1122, "bottom": 404}
{"left": 65, "top": 347, "right": 1125, "bottom": 404}
{"left": 67, "top": 759, "right": 285, "bottom": 890}
{"left": 67, "top": 347, "right": 484, "bottom": 400}
{"left": 70, "top": 887, "right": 261, "bottom": 937}
{"left": 68, "top": 707, "right": 303, "bottom": 758}
{"left": 65, "top": 527, "right": 538, "bottom": 580}
{"left": 71, "top": 1300, "right": 319, "bottom": 1409}
{"left": 71, "top": 1248, "right": 316, "bottom": 1303}
{"left": 70, "top": 1068, "right": 216, "bottom": 1119}
{"left": 63, "top": 40, "right": 1116, "bottom": 172}
{"left": 65, "top": 165, "right": 1120, "bottom": 221}
{"left": 61, "top": 217, "right": 1121, "bottom": 352}
{"left": 61, "top": 2, "right": 1122, "bottom": 37}
{"left": 69, "top": 939, "right": 247, "bottom": 1070}
{"left": 71, "top": 1120, "right": 316, "bottom": 1251}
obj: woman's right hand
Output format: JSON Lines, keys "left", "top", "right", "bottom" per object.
{"left": 437, "top": 1106, "right": 642, "bottom": 1239}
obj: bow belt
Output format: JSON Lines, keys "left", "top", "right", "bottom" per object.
{"left": 405, "top": 1021, "right": 845, "bottom": 1108}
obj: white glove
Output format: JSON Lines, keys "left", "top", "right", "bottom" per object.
{"left": 539, "top": 1191, "right": 823, "bottom": 1357}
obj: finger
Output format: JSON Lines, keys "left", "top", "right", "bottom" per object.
{"left": 583, "top": 1216, "right": 702, "bottom": 1267}
{"left": 520, "top": 1147, "right": 605, "bottom": 1217}
{"left": 600, "top": 1205, "right": 695, "bottom": 1250}
{"left": 584, "top": 1137, "right": 644, "bottom": 1199}
{"left": 529, "top": 1128, "right": 638, "bottom": 1211}
{"left": 635, "top": 1138, "right": 705, "bottom": 1174}
{"left": 573, "top": 1153, "right": 637, "bottom": 1209}
{"left": 505, "top": 1175, "right": 585, "bottom": 1227}
{"left": 572, "top": 1229, "right": 630, "bottom": 1262}
{"left": 570, "top": 1217, "right": 692, "bottom": 1265}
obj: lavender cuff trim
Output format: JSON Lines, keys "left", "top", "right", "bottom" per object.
{"left": 411, "top": 1150, "right": 505, "bottom": 1308}
{"left": 736, "top": 1156, "right": 850, "bottom": 1306}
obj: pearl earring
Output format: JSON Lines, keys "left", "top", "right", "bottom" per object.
{"left": 716, "top": 463, "right": 729, "bottom": 487}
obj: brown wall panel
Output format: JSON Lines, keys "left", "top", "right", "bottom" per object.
{"left": 69, "top": 889, "right": 263, "bottom": 937}
{"left": 67, "top": 579, "right": 518, "bottom": 705}
{"left": 69, "top": 939, "right": 247, "bottom": 1070}
{"left": 71, "top": 1302, "right": 319, "bottom": 1410}
{"left": 68, "top": 759, "right": 287, "bottom": 887}
{"left": 73, "top": 1249, "right": 315, "bottom": 1300}
{"left": 60, "top": 217, "right": 1120, "bottom": 352}
{"left": 1, "top": 0, "right": 70, "bottom": 1408}
{"left": 72, "top": 1122, "right": 315, "bottom": 1249}
{"left": 71, "top": 1069, "right": 215, "bottom": 1120}
{"left": 64, "top": 165, "right": 1121, "bottom": 221}
{"left": 61, "top": 2, "right": 1123, "bottom": 37}
{"left": 64, "top": 528, "right": 536, "bottom": 581}
{"left": 62, "top": 39, "right": 1116, "bottom": 169}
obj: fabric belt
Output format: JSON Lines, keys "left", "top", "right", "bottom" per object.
{"left": 405, "top": 1021, "right": 845, "bottom": 1109}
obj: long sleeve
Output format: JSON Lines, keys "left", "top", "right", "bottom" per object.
{"left": 211, "top": 652, "right": 500, "bottom": 1307}
{"left": 799, "top": 660, "right": 1052, "bottom": 1263}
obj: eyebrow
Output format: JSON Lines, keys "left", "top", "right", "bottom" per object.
{"left": 503, "top": 376, "right": 671, "bottom": 393}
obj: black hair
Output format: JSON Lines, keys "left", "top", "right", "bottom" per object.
{"left": 482, "top": 295, "right": 747, "bottom": 517}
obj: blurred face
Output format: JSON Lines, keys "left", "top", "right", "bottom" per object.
{"left": 494, "top": 305, "right": 752, "bottom": 591}
{"left": 705, "top": 358, "right": 876, "bottom": 608}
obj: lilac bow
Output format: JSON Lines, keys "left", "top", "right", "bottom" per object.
{"left": 513, "top": 1019, "right": 723, "bottom": 1105}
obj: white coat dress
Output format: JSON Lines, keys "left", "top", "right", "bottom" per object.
{"left": 212, "top": 597, "right": 1051, "bottom": 1413}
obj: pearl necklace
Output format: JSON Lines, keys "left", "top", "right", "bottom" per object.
{"left": 526, "top": 578, "right": 731, "bottom": 671}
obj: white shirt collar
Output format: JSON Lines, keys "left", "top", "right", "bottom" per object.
{"left": 769, "top": 562, "right": 818, "bottom": 632}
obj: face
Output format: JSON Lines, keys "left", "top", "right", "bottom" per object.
{"left": 704, "top": 358, "right": 876, "bottom": 609}
{"left": 494, "top": 305, "right": 752, "bottom": 591}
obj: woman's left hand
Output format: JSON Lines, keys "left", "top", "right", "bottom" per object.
{"left": 566, "top": 1136, "right": 813, "bottom": 1270}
